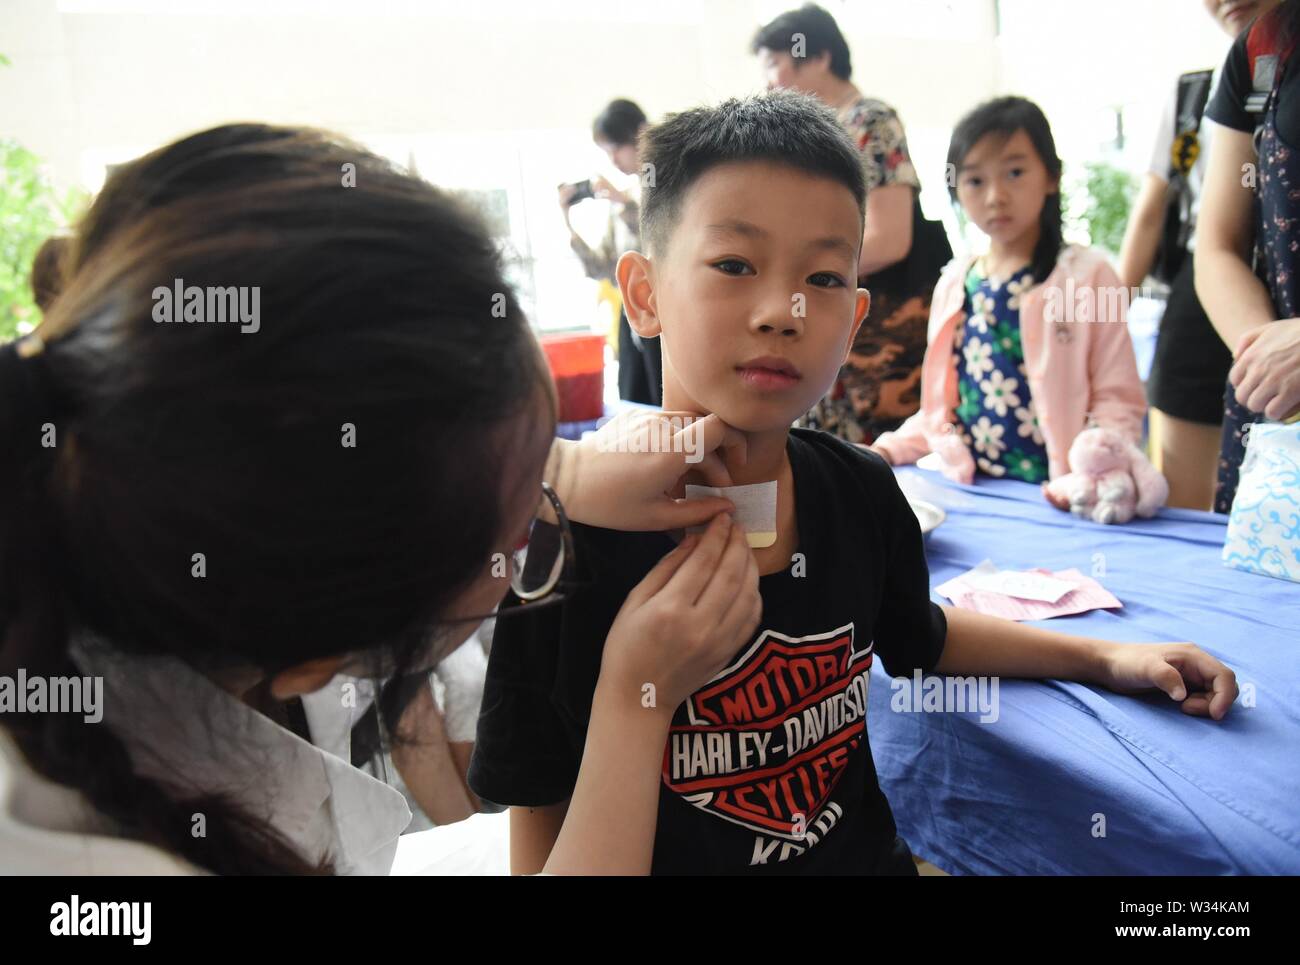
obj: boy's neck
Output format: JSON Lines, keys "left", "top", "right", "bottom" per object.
{"left": 722, "top": 424, "right": 790, "bottom": 485}
{"left": 661, "top": 385, "right": 791, "bottom": 485}
{"left": 661, "top": 383, "right": 798, "bottom": 574}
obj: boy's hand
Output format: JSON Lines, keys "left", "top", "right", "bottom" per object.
{"left": 1099, "top": 642, "right": 1238, "bottom": 720}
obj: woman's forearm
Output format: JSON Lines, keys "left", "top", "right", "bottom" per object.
{"left": 1194, "top": 245, "right": 1275, "bottom": 350}
{"left": 1116, "top": 174, "right": 1166, "bottom": 290}
{"left": 1194, "top": 123, "right": 1274, "bottom": 351}
{"left": 543, "top": 683, "right": 671, "bottom": 875}
{"left": 859, "top": 226, "right": 911, "bottom": 276}
{"left": 858, "top": 183, "right": 913, "bottom": 277}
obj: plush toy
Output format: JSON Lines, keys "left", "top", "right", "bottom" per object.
{"left": 1041, "top": 426, "right": 1169, "bottom": 525}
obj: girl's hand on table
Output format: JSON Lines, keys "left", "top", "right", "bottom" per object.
{"left": 1098, "top": 641, "right": 1239, "bottom": 720}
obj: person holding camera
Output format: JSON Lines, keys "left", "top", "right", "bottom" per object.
{"left": 558, "top": 98, "right": 662, "bottom": 406}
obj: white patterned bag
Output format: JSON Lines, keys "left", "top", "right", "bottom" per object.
{"left": 1223, "top": 422, "right": 1300, "bottom": 583}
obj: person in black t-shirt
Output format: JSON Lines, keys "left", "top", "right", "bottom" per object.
{"left": 1197, "top": 3, "right": 1300, "bottom": 514}
{"left": 471, "top": 90, "right": 1241, "bottom": 876}
{"left": 474, "top": 427, "right": 943, "bottom": 874}
{"left": 1116, "top": 0, "right": 1281, "bottom": 511}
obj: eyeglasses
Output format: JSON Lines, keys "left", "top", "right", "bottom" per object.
{"left": 449, "top": 481, "right": 583, "bottom": 624}
{"left": 507, "top": 481, "right": 580, "bottom": 609}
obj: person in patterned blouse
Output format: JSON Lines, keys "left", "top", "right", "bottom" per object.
{"left": 751, "top": 3, "right": 952, "bottom": 443}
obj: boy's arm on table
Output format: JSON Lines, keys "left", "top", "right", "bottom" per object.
{"left": 933, "top": 605, "right": 1238, "bottom": 720}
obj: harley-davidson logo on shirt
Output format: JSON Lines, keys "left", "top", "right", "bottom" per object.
{"left": 662, "top": 623, "right": 871, "bottom": 857}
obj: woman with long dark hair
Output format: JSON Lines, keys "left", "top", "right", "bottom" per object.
{"left": 0, "top": 124, "right": 758, "bottom": 874}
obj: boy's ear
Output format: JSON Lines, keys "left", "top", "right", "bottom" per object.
{"left": 617, "top": 250, "right": 662, "bottom": 338}
{"left": 843, "top": 288, "right": 871, "bottom": 364}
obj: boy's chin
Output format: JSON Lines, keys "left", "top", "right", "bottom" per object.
{"left": 698, "top": 395, "right": 813, "bottom": 434}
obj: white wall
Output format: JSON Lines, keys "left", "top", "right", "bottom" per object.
{"left": 0, "top": 0, "right": 1236, "bottom": 326}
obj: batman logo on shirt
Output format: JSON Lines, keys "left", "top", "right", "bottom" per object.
{"left": 1171, "top": 130, "right": 1201, "bottom": 176}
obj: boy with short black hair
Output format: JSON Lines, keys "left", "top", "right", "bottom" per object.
{"left": 469, "top": 90, "right": 1237, "bottom": 875}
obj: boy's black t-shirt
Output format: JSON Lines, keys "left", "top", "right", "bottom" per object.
{"left": 468, "top": 428, "right": 948, "bottom": 874}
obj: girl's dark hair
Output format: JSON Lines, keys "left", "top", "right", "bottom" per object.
{"left": 750, "top": 3, "right": 853, "bottom": 81}
{"left": 946, "top": 96, "right": 1064, "bottom": 283}
{"left": 592, "top": 98, "right": 647, "bottom": 147}
{"left": 0, "top": 124, "right": 554, "bottom": 874}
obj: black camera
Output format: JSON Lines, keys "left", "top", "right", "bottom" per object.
{"left": 562, "top": 179, "right": 595, "bottom": 206}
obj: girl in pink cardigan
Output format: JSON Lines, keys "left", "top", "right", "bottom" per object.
{"left": 872, "top": 97, "right": 1148, "bottom": 494}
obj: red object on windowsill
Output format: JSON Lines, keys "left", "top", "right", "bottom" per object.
{"left": 539, "top": 333, "right": 605, "bottom": 423}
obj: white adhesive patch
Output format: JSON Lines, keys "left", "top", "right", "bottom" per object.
{"left": 684, "top": 480, "right": 778, "bottom": 548}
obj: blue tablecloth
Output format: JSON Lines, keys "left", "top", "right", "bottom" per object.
{"left": 870, "top": 466, "right": 1300, "bottom": 875}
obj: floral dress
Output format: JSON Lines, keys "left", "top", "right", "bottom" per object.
{"left": 952, "top": 263, "right": 1049, "bottom": 483}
